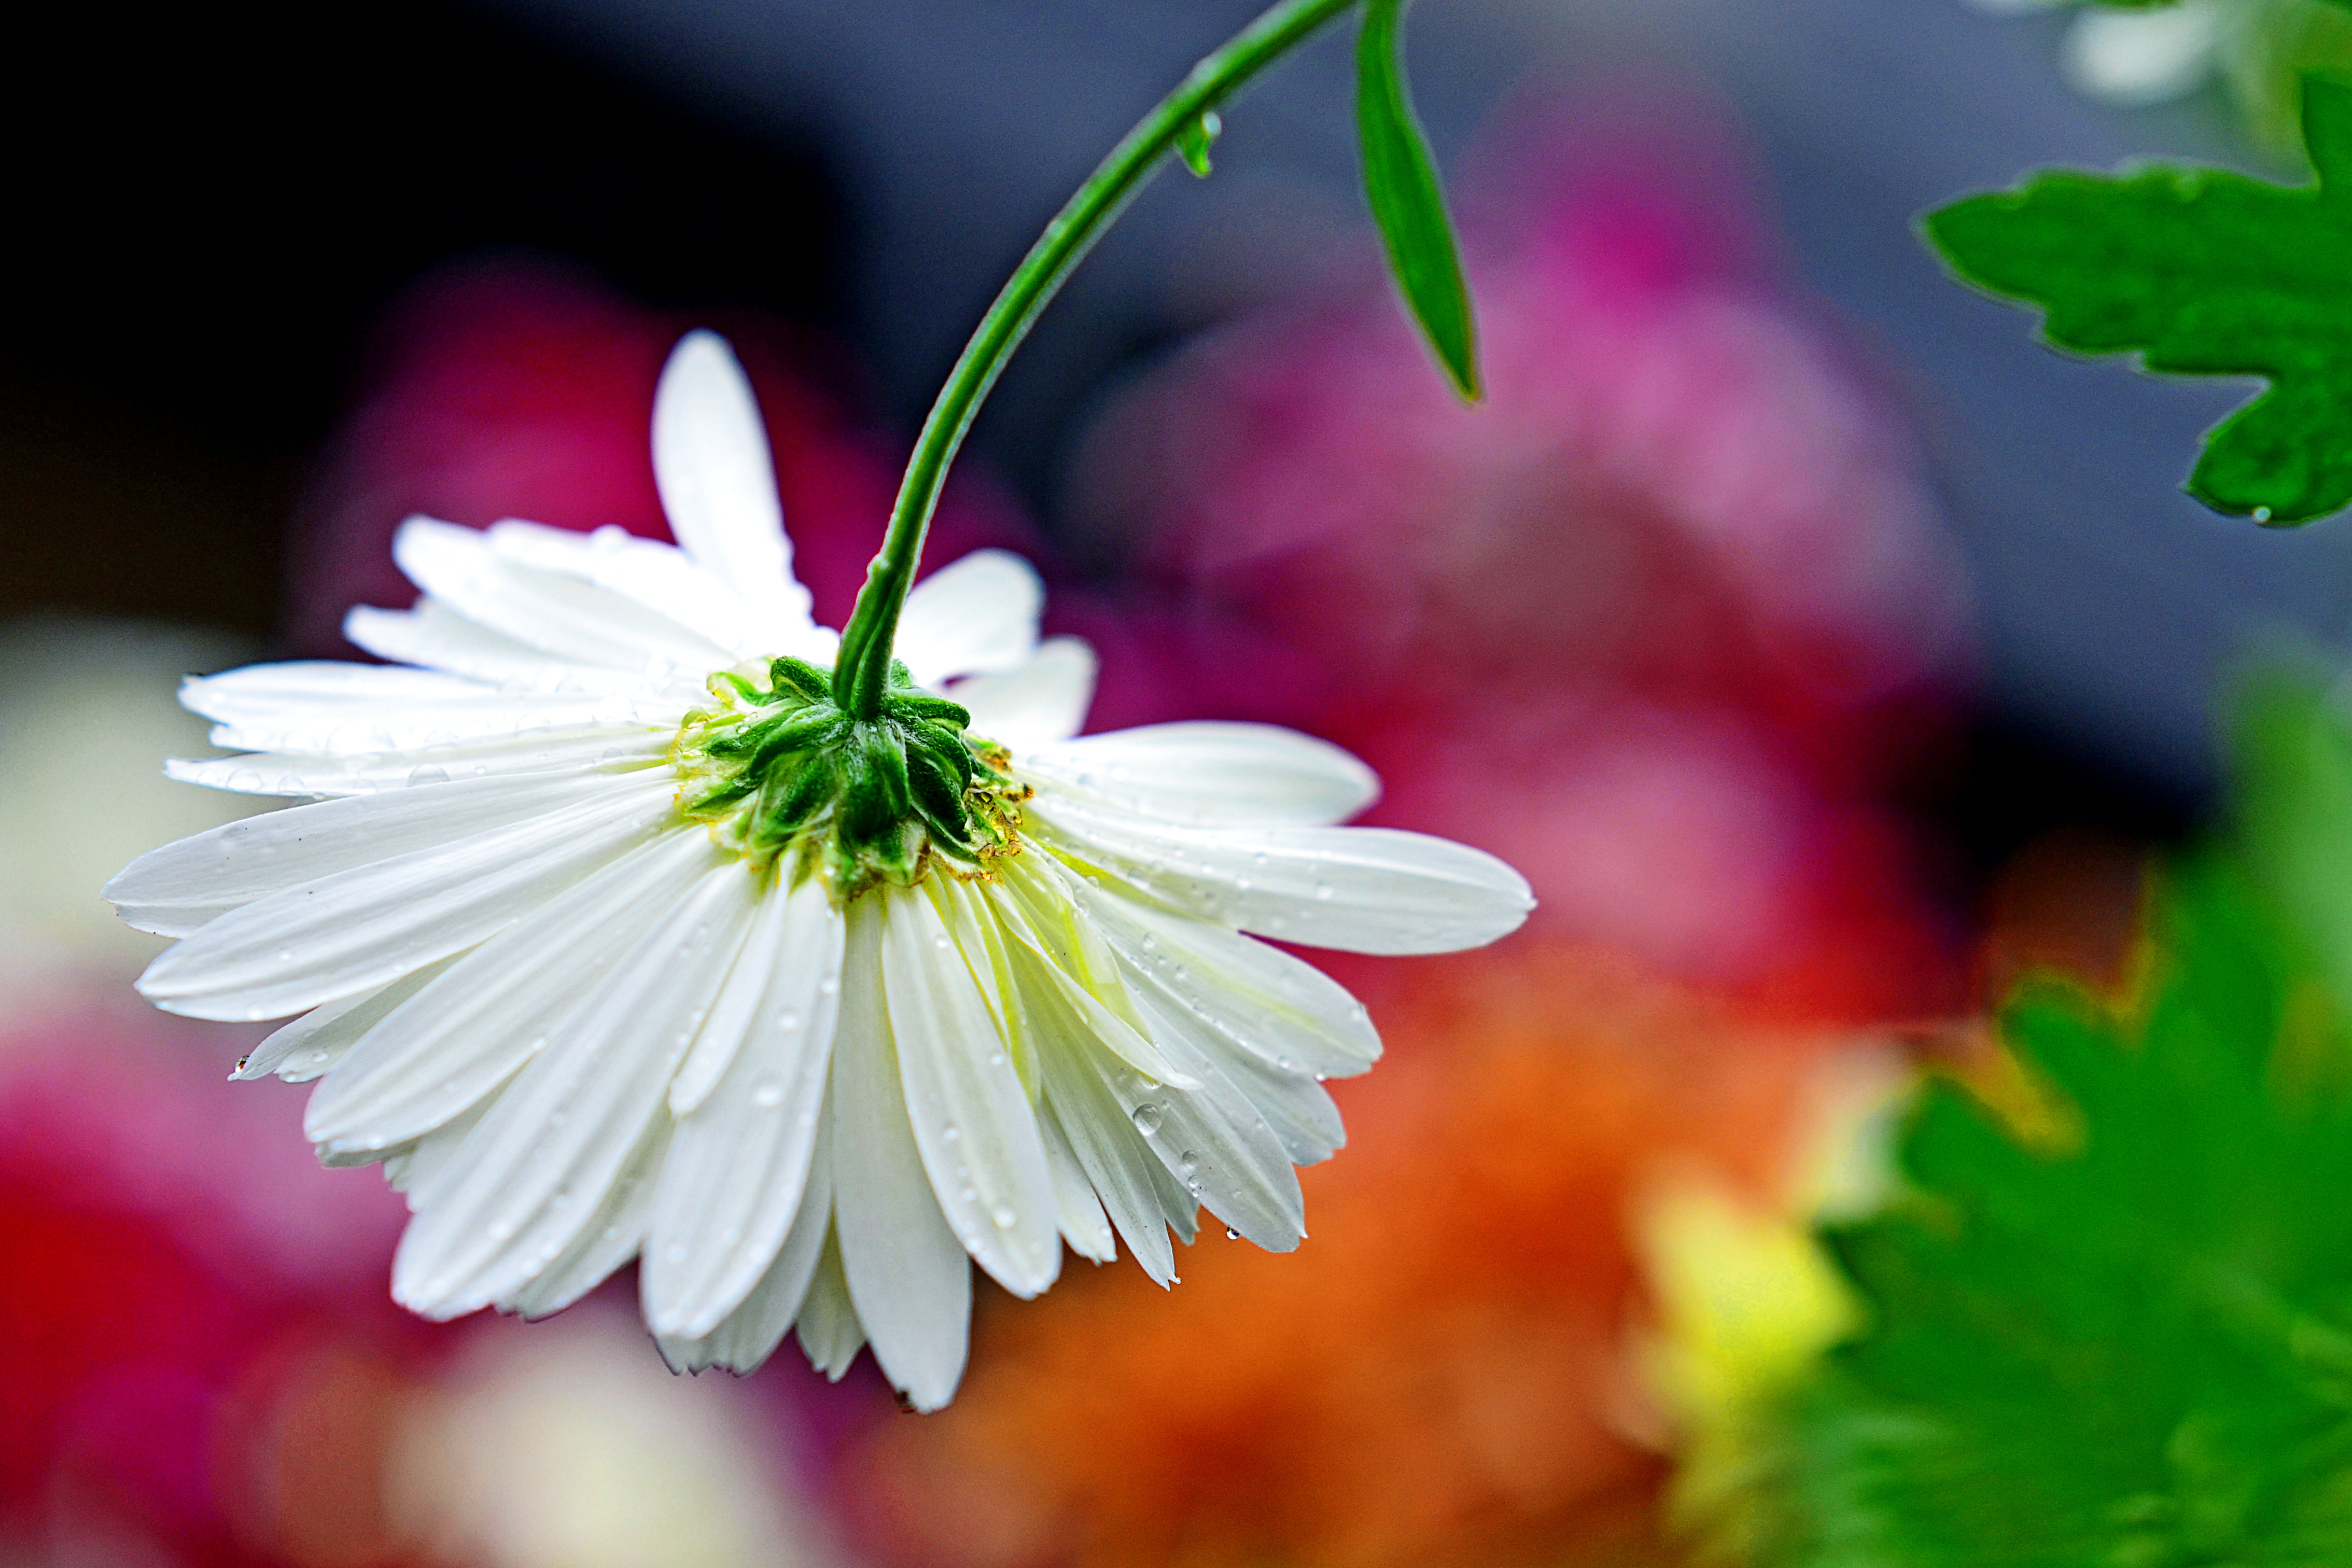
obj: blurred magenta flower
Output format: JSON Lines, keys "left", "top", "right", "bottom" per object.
{"left": 0, "top": 993, "right": 421, "bottom": 1565}
{"left": 1062, "top": 92, "right": 1970, "bottom": 1018}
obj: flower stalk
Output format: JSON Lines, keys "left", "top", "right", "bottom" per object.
{"left": 831, "top": 0, "right": 1360, "bottom": 720}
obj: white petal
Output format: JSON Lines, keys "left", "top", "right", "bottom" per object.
{"left": 498, "top": 1114, "right": 674, "bottom": 1320}
{"left": 183, "top": 661, "right": 496, "bottom": 724}
{"left": 666, "top": 880, "right": 791, "bottom": 1116}
{"left": 345, "top": 597, "right": 646, "bottom": 692}
{"left": 185, "top": 659, "right": 680, "bottom": 756}
{"left": 829, "top": 896, "right": 971, "bottom": 1412}
{"left": 1060, "top": 868, "right": 1381, "bottom": 1080}
{"left": 1025, "top": 722, "right": 1379, "bottom": 827}
{"left": 986, "top": 878, "right": 1201, "bottom": 1091}
{"left": 167, "top": 731, "right": 670, "bottom": 799}
{"left": 1035, "top": 1093, "right": 1116, "bottom": 1264}
{"left": 1108, "top": 1015, "right": 1306, "bottom": 1251}
{"left": 645, "top": 877, "right": 844, "bottom": 1337}
{"left": 394, "top": 516, "right": 735, "bottom": 675}
{"left": 485, "top": 518, "right": 783, "bottom": 664}
{"left": 893, "top": 550, "right": 1044, "bottom": 685}
{"left": 656, "top": 1109, "right": 837, "bottom": 1374}
{"left": 997, "top": 901, "right": 1293, "bottom": 1245}
{"left": 948, "top": 637, "right": 1097, "bottom": 750}
{"left": 1031, "top": 1019, "right": 1179, "bottom": 1287}
{"left": 304, "top": 828, "right": 712, "bottom": 1152}
{"left": 886, "top": 884, "right": 1060, "bottom": 1298}
{"left": 652, "top": 331, "right": 815, "bottom": 639}
{"left": 386, "top": 1095, "right": 495, "bottom": 1204}
{"left": 137, "top": 776, "right": 676, "bottom": 1020}
{"left": 391, "top": 847, "right": 759, "bottom": 1318}
{"left": 794, "top": 1226, "right": 866, "bottom": 1381}
{"left": 1034, "top": 797, "right": 1533, "bottom": 955}
{"left": 2062, "top": 2, "right": 2223, "bottom": 107}
{"left": 107, "top": 766, "right": 633, "bottom": 937}
{"left": 236, "top": 957, "right": 456, "bottom": 1082}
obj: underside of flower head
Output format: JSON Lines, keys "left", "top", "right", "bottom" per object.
{"left": 103, "top": 327, "right": 1537, "bottom": 1415}
{"left": 674, "top": 653, "right": 1029, "bottom": 900}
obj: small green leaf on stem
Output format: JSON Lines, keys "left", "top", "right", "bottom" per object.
{"left": 1178, "top": 110, "right": 1222, "bottom": 177}
{"left": 1921, "top": 73, "right": 2352, "bottom": 525}
{"left": 1355, "top": 0, "right": 1481, "bottom": 402}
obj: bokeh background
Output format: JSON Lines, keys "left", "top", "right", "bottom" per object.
{"left": 2, "top": 1, "right": 2336, "bottom": 1564}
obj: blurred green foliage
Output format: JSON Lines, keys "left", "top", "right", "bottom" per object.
{"left": 1746, "top": 670, "right": 2352, "bottom": 1565}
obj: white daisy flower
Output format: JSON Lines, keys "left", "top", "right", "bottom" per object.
{"left": 106, "top": 331, "right": 1533, "bottom": 1411}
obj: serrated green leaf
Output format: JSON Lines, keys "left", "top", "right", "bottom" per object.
{"left": 1354, "top": 0, "right": 1480, "bottom": 402}
{"left": 1921, "top": 74, "right": 2352, "bottom": 524}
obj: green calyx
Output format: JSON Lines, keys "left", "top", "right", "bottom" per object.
{"left": 673, "top": 655, "right": 1027, "bottom": 900}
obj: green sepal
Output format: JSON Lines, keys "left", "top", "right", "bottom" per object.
{"left": 768, "top": 656, "right": 833, "bottom": 704}
{"left": 863, "top": 726, "right": 913, "bottom": 818}
{"left": 905, "top": 745, "right": 973, "bottom": 838}
{"left": 835, "top": 743, "right": 898, "bottom": 855}
{"left": 683, "top": 775, "right": 760, "bottom": 817}
{"left": 752, "top": 754, "right": 837, "bottom": 842}
{"left": 706, "top": 711, "right": 788, "bottom": 760}
{"left": 903, "top": 724, "right": 978, "bottom": 791}
{"left": 889, "top": 692, "right": 974, "bottom": 729}
{"left": 746, "top": 711, "right": 852, "bottom": 776}
{"left": 711, "top": 670, "right": 766, "bottom": 706}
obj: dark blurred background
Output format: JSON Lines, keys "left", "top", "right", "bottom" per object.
{"left": 11, "top": 0, "right": 2347, "bottom": 836}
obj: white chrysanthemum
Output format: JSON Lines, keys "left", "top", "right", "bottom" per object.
{"left": 106, "top": 331, "right": 1532, "bottom": 1410}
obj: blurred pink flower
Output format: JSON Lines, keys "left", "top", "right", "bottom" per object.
{"left": 1061, "top": 92, "right": 1971, "bottom": 1017}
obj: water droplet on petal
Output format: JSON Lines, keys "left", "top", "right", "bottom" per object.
{"left": 1226, "top": 1226, "right": 1241, "bottom": 1240}
{"left": 777, "top": 1009, "right": 800, "bottom": 1031}
{"left": 1313, "top": 883, "right": 1334, "bottom": 901}
{"left": 752, "top": 1074, "right": 786, "bottom": 1108}
{"left": 408, "top": 764, "right": 450, "bottom": 787}
{"left": 1131, "top": 1102, "right": 1164, "bottom": 1136}
{"left": 933, "top": 932, "right": 951, "bottom": 951}
{"left": 943, "top": 1122, "right": 961, "bottom": 1141}
{"left": 990, "top": 1202, "right": 1018, "bottom": 1229}
{"left": 487, "top": 1218, "right": 516, "bottom": 1241}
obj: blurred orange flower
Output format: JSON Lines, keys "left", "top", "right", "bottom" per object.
{"left": 849, "top": 943, "right": 1843, "bottom": 1568}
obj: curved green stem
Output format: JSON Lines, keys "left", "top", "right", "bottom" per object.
{"left": 832, "top": 0, "right": 1360, "bottom": 719}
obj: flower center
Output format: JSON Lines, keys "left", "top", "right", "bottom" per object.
{"left": 671, "top": 655, "right": 1028, "bottom": 900}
